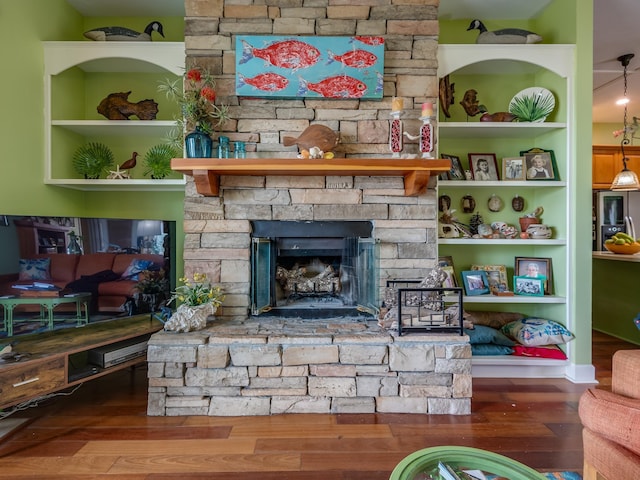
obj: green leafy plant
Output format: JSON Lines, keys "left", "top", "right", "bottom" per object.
{"left": 143, "top": 144, "right": 178, "bottom": 179}
{"left": 158, "top": 66, "right": 230, "bottom": 149}
{"left": 509, "top": 91, "right": 555, "bottom": 122}
{"left": 72, "top": 142, "right": 114, "bottom": 179}
{"left": 168, "top": 272, "right": 225, "bottom": 308}
{"left": 135, "top": 269, "right": 170, "bottom": 294}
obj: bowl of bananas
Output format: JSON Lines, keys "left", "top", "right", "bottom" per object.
{"left": 604, "top": 232, "right": 640, "bottom": 254}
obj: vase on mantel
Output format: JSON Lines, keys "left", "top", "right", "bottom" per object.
{"left": 185, "top": 126, "right": 213, "bottom": 158}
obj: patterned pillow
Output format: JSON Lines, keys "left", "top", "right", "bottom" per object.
{"left": 465, "top": 325, "right": 516, "bottom": 346}
{"left": 121, "top": 259, "right": 154, "bottom": 280}
{"left": 501, "top": 318, "right": 575, "bottom": 346}
{"left": 18, "top": 258, "right": 51, "bottom": 281}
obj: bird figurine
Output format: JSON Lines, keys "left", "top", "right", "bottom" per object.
{"left": 466, "top": 19, "right": 542, "bottom": 44}
{"left": 107, "top": 152, "right": 138, "bottom": 179}
{"left": 83, "top": 21, "right": 164, "bottom": 42}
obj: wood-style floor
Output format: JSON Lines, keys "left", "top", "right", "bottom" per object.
{"left": 0, "top": 331, "right": 636, "bottom": 479}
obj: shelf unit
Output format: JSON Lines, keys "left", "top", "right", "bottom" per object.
{"left": 43, "top": 41, "right": 186, "bottom": 191}
{"left": 14, "top": 218, "right": 70, "bottom": 255}
{"left": 437, "top": 44, "right": 577, "bottom": 379}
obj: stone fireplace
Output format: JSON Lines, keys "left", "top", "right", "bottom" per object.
{"left": 146, "top": 0, "right": 471, "bottom": 416}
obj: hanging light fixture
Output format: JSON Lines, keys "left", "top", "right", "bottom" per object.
{"left": 611, "top": 53, "right": 640, "bottom": 191}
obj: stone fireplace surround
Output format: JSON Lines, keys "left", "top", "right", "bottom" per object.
{"left": 146, "top": 0, "right": 472, "bottom": 416}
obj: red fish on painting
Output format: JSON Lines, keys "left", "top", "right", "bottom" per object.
{"left": 298, "top": 74, "right": 367, "bottom": 98}
{"left": 327, "top": 49, "right": 378, "bottom": 68}
{"left": 237, "top": 72, "right": 289, "bottom": 92}
{"left": 352, "top": 36, "right": 385, "bottom": 46}
{"left": 239, "top": 39, "right": 320, "bottom": 72}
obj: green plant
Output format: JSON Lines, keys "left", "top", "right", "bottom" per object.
{"left": 168, "top": 272, "right": 224, "bottom": 308}
{"left": 72, "top": 142, "right": 114, "bottom": 179}
{"left": 135, "top": 269, "right": 170, "bottom": 295}
{"left": 143, "top": 144, "right": 178, "bottom": 179}
{"left": 158, "top": 66, "right": 230, "bottom": 149}
{"left": 508, "top": 91, "right": 555, "bottom": 122}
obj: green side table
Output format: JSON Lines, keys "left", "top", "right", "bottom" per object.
{"left": 389, "top": 446, "right": 546, "bottom": 480}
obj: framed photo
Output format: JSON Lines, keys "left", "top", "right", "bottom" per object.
{"left": 461, "top": 270, "right": 491, "bottom": 296}
{"left": 438, "top": 256, "right": 457, "bottom": 287}
{"left": 520, "top": 148, "right": 559, "bottom": 180}
{"left": 471, "top": 264, "right": 509, "bottom": 294}
{"left": 514, "top": 276, "right": 544, "bottom": 296}
{"left": 441, "top": 153, "right": 465, "bottom": 180}
{"left": 468, "top": 153, "right": 499, "bottom": 181}
{"left": 502, "top": 157, "right": 525, "bottom": 181}
{"left": 514, "top": 257, "right": 553, "bottom": 295}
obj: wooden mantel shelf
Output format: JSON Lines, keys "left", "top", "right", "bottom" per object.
{"left": 171, "top": 157, "right": 451, "bottom": 197}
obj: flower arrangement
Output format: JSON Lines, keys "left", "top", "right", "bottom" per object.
{"left": 158, "top": 66, "right": 229, "bottom": 148}
{"left": 134, "top": 269, "right": 169, "bottom": 295}
{"left": 168, "top": 272, "right": 225, "bottom": 308}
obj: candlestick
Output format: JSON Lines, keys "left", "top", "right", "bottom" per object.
{"left": 419, "top": 118, "right": 435, "bottom": 159}
{"left": 389, "top": 111, "right": 403, "bottom": 158}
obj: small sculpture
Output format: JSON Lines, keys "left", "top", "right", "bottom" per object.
{"left": 460, "top": 89, "right": 481, "bottom": 116}
{"left": 479, "top": 106, "right": 517, "bottom": 122}
{"left": 84, "top": 21, "right": 164, "bottom": 42}
{"left": 467, "top": 19, "right": 542, "bottom": 44}
{"left": 283, "top": 124, "right": 339, "bottom": 154}
{"left": 107, "top": 152, "right": 138, "bottom": 180}
{"left": 97, "top": 92, "right": 158, "bottom": 120}
{"left": 439, "top": 75, "right": 455, "bottom": 118}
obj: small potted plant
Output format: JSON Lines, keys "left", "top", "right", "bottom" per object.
{"left": 72, "top": 142, "right": 115, "bottom": 179}
{"left": 134, "top": 269, "right": 170, "bottom": 313}
{"left": 163, "top": 272, "right": 225, "bottom": 332}
{"left": 143, "top": 144, "right": 178, "bottom": 179}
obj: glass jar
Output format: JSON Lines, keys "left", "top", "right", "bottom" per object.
{"left": 234, "top": 141, "right": 246, "bottom": 158}
{"left": 217, "top": 136, "right": 230, "bottom": 158}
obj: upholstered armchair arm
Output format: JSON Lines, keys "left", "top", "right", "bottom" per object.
{"left": 612, "top": 350, "right": 640, "bottom": 399}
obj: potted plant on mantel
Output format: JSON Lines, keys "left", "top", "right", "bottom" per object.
{"left": 158, "top": 66, "right": 230, "bottom": 158}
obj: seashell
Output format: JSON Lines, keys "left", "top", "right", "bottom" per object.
{"left": 477, "top": 223, "right": 493, "bottom": 237}
{"left": 282, "top": 124, "right": 339, "bottom": 153}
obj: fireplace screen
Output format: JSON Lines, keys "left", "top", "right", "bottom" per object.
{"left": 250, "top": 221, "right": 379, "bottom": 317}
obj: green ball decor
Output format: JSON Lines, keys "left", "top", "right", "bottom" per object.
{"left": 72, "top": 142, "right": 114, "bottom": 179}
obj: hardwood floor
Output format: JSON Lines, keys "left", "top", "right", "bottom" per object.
{"left": 0, "top": 331, "right": 635, "bottom": 479}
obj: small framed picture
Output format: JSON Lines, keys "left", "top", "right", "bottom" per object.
{"left": 461, "top": 270, "right": 491, "bottom": 296}
{"left": 441, "top": 153, "right": 465, "bottom": 180}
{"left": 502, "top": 157, "right": 525, "bottom": 181}
{"left": 520, "top": 148, "right": 559, "bottom": 180}
{"left": 514, "top": 276, "right": 545, "bottom": 296}
{"left": 471, "top": 264, "right": 509, "bottom": 294}
{"left": 514, "top": 257, "right": 553, "bottom": 295}
{"left": 468, "top": 153, "right": 499, "bottom": 181}
{"left": 438, "top": 256, "right": 457, "bottom": 287}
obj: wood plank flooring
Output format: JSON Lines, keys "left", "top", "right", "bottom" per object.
{"left": 0, "top": 330, "right": 636, "bottom": 479}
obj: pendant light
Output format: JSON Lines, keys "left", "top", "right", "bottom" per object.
{"left": 611, "top": 53, "right": 640, "bottom": 191}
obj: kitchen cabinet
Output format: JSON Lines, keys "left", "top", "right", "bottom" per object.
{"left": 43, "top": 42, "right": 186, "bottom": 191}
{"left": 592, "top": 144, "right": 640, "bottom": 189}
{"left": 438, "top": 44, "right": 578, "bottom": 379}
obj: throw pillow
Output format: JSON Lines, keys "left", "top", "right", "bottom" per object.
{"left": 18, "top": 257, "right": 51, "bottom": 281}
{"left": 471, "top": 344, "right": 514, "bottom": 356}
{"left": 464, "top": 325, "right": 516, "bottom": 346}
{"left": 501, "top": 318, "right": 575, "bottom": 346}
{"left": 465, "top": 310, "right": 525, "bottom": 329}
{"left": 512, "top": 344, "right": 568, "bottom": 360}
{"left": 121, "top": 259, "right": 154, "bottom": 281}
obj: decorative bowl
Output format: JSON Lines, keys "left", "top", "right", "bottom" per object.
{"left": 604, "top": 242, "right": 640, "bottom": 255}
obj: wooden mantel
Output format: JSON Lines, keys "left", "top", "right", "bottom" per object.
{"left": 171, "top": 157, "right": 451, "bottom": 197}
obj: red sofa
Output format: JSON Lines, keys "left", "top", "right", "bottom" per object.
{"left": 0, "top": 252, "right": 164, "bottom": 313}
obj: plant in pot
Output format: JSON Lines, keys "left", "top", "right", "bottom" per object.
{"left": 72, "top": 142, "right": 115, "bottom": 179}
{"left": 158, "top": 65, "right": 230, "bottom": 157}
{"left": 143, "top": 144, "right": 178, "bottom": 179}
{"left": 134, "top": 269, "right": 170, "bottom": 313}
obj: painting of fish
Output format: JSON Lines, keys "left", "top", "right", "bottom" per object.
{"left": 236, "top": 35, "right": 384, "bottom": 99}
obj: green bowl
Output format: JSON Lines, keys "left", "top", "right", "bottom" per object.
{"left": 389, "top": 446, "right": 546, "bottom": 480}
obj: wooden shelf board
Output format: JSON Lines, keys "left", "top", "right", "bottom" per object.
{"left": 171, "top": 157, "right": 451, "bottom": 197}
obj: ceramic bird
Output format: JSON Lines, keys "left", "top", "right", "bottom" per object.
{"left": 83, "top": 21, "right": 164, "bottom": 42}
{"left": 119, "top": 152, "right": 138, "bottom": 171}
{"left": 282, "top": 124, "right": 339, "bottom": 153}
{"left": 467, "top": 19, "right": 542, "bottom": 44}
{"left": 459, "top": 89, "right": 480, "bottom": 116}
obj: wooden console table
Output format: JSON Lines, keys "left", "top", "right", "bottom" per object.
{"left": 0, "top": 315, "right": 163, "bottom": 411}
{"left": 171, "top": 157, "right": 451, "bottom": 197}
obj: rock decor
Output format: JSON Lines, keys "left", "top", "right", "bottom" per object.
{"left": 97, "top": 92, "right": 158, "bottom": 120}
{"left": 147, "top": 318, "right": 472, "bottom": 416}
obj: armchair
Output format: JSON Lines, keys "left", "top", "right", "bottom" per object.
{"left": 579, "top": 349, "right": 640, "bottom": 480}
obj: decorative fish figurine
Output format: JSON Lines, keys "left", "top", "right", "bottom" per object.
{"left": 298, "top": 74, "right": 367, "bottom": 98}
{"left": 237, "top": 72, "right": 289, "bottom": 92}
{"left": 327, "top": 49, "right": 378, "bottom": 68}
{"left": 239, "top": 39, "right": 320, "bottom": 72}
{"left": 282, "top": 124, "right": 339, "bottom": 153}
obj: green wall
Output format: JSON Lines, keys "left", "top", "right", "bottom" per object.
{"left": 0, "top": 1, "right": 185, "bottom": 278}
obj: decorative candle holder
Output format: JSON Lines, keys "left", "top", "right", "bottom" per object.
{"left": 389, "top": 111, "right": 403, "bottom": 158}
{"left": 419, "top": 116, "right": 435, "bottom": 159}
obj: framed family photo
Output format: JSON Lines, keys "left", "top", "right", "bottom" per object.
{"left": 438, "top": 256, "right": 458, "bottom": 287}
{"left": 520, "top": 148, "right": 559, "bottom": 181}
{"left": 468, "top": 153, "right": 499, "bottom": 181}
{"left": 514, "top": 276, "right": 545, "bottom": 296}
{"left": 502, "top": 156, "right": 525, "bottom": 181}
{"left": 461, "top": 270, "right": 490, "bottom": 296}
{"left": 441, "top": 153, "right": 466, "bottom": 180}
{"left": 514, "top": 256, "right": 553, "bottom": 294}
{"left": 471, "top": 264, "right": 509, "bottom": 294}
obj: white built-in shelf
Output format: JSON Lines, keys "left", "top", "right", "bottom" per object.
{"left": 44, "top": 178, "right": 185, "bottom": 191}
{"left": 438, "top": 238, "right": 565, "bottom": 246}
{"left": 51, "top": 120, "right": 177, "bottom": 137}
{"left": 463, "top": 294, "right": 565, "bottom": 304}
{"left": 439, "top": 180, "right": 566, "bottom": 188}
{"left": 438, "top": 122, "right": 566, "bottom": 138}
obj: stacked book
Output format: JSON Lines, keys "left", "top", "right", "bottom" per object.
{"left": 12, "top": 282, "right": 61, "bottom": 297}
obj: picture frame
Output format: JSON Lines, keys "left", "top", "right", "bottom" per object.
{"left": 514, "top": 257, "right": 553, "bottom": 295}
{"left": 438, "top": 256, "right": 458, "bottom": 287}
{"left": 468, "top": 153, "right": 499, "bottom": 181}
{"left": 514, "top": 275, "right": 545, "bottom": 296}
{"left": 441, "top": 153, "right": 465, "bottom": 180}
{"left": 520, "top": 148, "right": 559, "bottom": 180}
{"left": 461, "top": 270, "right": 491, "bottom": 296}
{"left": 471, "top": 264, "right": 509, "bottom": 294}
{"left": 502, "top": 157, "right": 526, "bottom": 181}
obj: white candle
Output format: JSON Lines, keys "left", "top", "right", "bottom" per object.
{"left": 422, "top": 102, "right": 434, "bottom": 118}
{"left": 392, "top": 97, "right": 404, "bottom": 112}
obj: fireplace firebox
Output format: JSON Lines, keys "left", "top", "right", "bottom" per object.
{"left": 250, "top": 221, "right": 379, "bottom": 318}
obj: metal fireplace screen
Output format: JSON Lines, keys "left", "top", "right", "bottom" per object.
{"left": 250, "top": 221, "right": 379, "bottom": 317}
